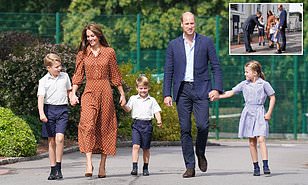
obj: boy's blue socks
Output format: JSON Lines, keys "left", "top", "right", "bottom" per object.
{"left": 262, "top": 160, "right": 268, "bottom": 168}
{"left": 143, "top": 163, "right": 148, "bottom": 170}
{"left": 253, "top": 162, "right": 260, "bottom": 169}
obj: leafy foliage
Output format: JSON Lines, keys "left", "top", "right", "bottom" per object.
{"left": 0, "top": 42, "right": 77, "bottom": 116}
{"left": 62, "top": 0, "right": 101, "bottom": 46}
{"left": 20, "top": 115, "right": 42, "bottom": 144}
{"left": 0, "top": 31, "right": 43, "bottom": 60}
{"left": 0, "top": 107, "right": 37, "bottom": 157}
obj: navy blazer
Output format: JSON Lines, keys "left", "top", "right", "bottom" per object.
{"left": 243, "top": 15, "right": 264, "bottom": 34}
{"left": 279, "top": 9, "right": 287, "bottom": 29}
{"left": 163, "top": 33, "right": 223, "bottom": 101}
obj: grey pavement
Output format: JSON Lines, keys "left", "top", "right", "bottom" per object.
{"left": 1, "top": 140, "right": 308, "bottom": 185}
{"left": 230, "top": 31, "right": 303, "bottom": 55}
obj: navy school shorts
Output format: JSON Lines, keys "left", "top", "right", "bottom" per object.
{"left": 258, "top": 29, "right": 265, "bottom": 36}
{"left": 42, "top": 104, "right": 68, "bottom": 138}
{"left": 132, "top": 120, "right": 153, "bottom": 149}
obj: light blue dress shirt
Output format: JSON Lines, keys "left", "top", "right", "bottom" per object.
{"left": 183, "top": 33, "right": 196, "bottom": 82}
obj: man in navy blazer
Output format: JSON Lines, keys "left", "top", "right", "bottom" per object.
{"left": 278, "top": 4, "right": 287, "bottom": 52}
{"left": 243, "top": 11, "right": 264, "bottom": 52}
{"left": 163, "top": 12, "right": 223, "bottom": 178}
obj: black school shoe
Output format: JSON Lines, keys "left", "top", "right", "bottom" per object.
{"left": 48, "top": 171, "right": 57, "bottom": 180}
{"left": 247, "top": 50, "right": 256, "bottom": 53}
{"left": 253, "top": 168, "right": 260, "bottom": 176}
{"left": 56, "top": 169, "right": 63, "bottom": 179}
{"left": 263, "top": 166, "right": 271, "bottom": 174}
{"left": 131, "top": 168, "right": 138, "bottom": 176}
{"left": 143, "top": 169, "right": 150, "bottom": 176}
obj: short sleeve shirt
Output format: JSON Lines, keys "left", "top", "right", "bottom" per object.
{"left": 232, "top": 78, "right": 275, "bottom": 105}
{"left": 126, "top": 94, "right": 162, "bottom": 120}
{"left": 37, "top": 72, "right": 72, "bottom": 105}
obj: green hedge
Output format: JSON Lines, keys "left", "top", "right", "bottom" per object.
{"left": 21, "top": 115, "right": 42, "bottom": 143}
{"left": 0, "top": 107, "right": 37, "bottom": 157}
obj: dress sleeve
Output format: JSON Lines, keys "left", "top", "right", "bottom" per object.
{"left": 72, "top": 52, "right": 85, "bottom": 85}
{"left": 264, "top": 81, "right": 275, "bottom": 96}
{"left": 65, "top": 73, "right": 72, "bottom": 90}
{"left": 232, "top": 81, "right": 245, "bottom": 94}
{"left": 108, "top": 48, "right": 122, "bottom": 86}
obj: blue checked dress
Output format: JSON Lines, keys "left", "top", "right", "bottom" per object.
{"left": 232, "top": 78, "right": 275, "bottom": 138}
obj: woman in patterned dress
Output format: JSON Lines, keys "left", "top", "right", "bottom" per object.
{"left": 266, "top": 10, "right": 275, "bottom": 48}
{"left": 218, "top": 61, "right": 276, "bottom": 176}
{"left": 70, "top": 23, "right": 126, "bottom": 178}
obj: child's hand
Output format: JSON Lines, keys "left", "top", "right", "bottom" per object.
{"left": 157, "top": 122, "right": 162, "bottom": 128}
{"left": 70, "top": 94, "right": 79, "bottom": 106}
{"left": 264, "top": 113, "right": 271, "bottom": 121}
{"left": 40, "top": 114, "right": 48, "bottom": 123}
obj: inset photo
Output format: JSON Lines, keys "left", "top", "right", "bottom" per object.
{"left": 229, "top": 3, "right": 303, "bottom": 55}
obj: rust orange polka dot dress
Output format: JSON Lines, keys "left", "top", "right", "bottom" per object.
{"left": 72, "top": 46, "right": 122, "bottom": 155}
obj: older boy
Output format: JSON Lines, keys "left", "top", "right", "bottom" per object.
{"left": 37, "top": 53, "right": 72, "bottom": 180}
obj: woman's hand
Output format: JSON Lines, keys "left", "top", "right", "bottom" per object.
{"left": 119, "top": 94, "right": 126, "bottom": 107}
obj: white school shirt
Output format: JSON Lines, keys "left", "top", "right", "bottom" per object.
{"left": 37, "top": 72, "right": 72, "bottom": 105}
{"left": 258, "top": 20, "right": 264, "bottom": 29}
{"left": 270, "top": 24, "right": 277, "bottom": 34}
{"left": 126, "top": 94, "right": 162, "bottom": 120}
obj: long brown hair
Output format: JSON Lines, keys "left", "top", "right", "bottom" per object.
{"left": 78, "top": 23, "right": 109, "bottom": 54}
{"left": 267, "top": 10, "right": 273, "bottom": 17}
{"left": 245, "top": 60, "right": 265, "bottom": 80}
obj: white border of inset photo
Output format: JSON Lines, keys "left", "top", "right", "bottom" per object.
{"left": 229, "top": 3, "right": 303, "bottom": 55}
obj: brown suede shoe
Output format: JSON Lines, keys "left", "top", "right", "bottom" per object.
{"left": 182, "top": 168, "right": 195, "bottom": 178}
{"left": 197, "top": 155, "right": 208, "bottom": 172}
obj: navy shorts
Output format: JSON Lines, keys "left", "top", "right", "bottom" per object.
{"left": 132, "top": 120, "right": 153, "bottom": 149}
{"left": 258, "top": 29, "right": 265, "bottom": 36}
{"left": 42, "top": 104, "right": 68, "bottom": 138}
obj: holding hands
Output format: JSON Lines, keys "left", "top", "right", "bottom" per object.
{"left": 119, "top": 94, "right": 126, "bottom": 107}
{"left": 164, "top": 96, "right": 173, "bottom": 106}
{"left": 70, "top": 93, "right": 79, "bottom": 106}
{"left": 208, "top": 90, "right": 220, "bottom": 101}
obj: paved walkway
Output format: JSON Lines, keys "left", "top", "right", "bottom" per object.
{"left": 230, "top": 31, "right": 302, "bottom": 55}
{"left": 1, "top": 140, "right": 308, "bottom": 185}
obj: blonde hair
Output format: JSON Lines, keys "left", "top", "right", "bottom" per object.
{"left": 245, "top": 60, "right": 265, "bottom": 80}
{"left": 44, "top": 53, "right": 61, "bottom": 67}
{"left": 136, "top": 75, "right": 149, "bottom": 87}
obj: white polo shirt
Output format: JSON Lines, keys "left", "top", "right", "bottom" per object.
{"left": 37, "top": 72, "right": 72, "bottom": 105}
{"left": 126, "top": 94, "right": 162, "bottom": 120}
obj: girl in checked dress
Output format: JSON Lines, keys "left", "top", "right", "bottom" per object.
{"left": 219, "top": 60, "right": 276, "bottom": 176}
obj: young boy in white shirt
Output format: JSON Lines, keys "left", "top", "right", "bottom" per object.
{"left": 37, "top": 53, "right": 72, "bottom": 180}
{"left": 122, "top": 75, "right": 162, "bottom": 176}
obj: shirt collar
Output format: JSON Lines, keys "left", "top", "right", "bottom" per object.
{"left": 136, "top": 94, "right": 151, "bottom": 100}
{"left": 47, "top": 72, "right": 62, "bottom": 79}
{"left": 182, "top": 33, "right": 196, "bottom": 42}
{"left": 245, "top": 77, "right": 263, "bottom": 84}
